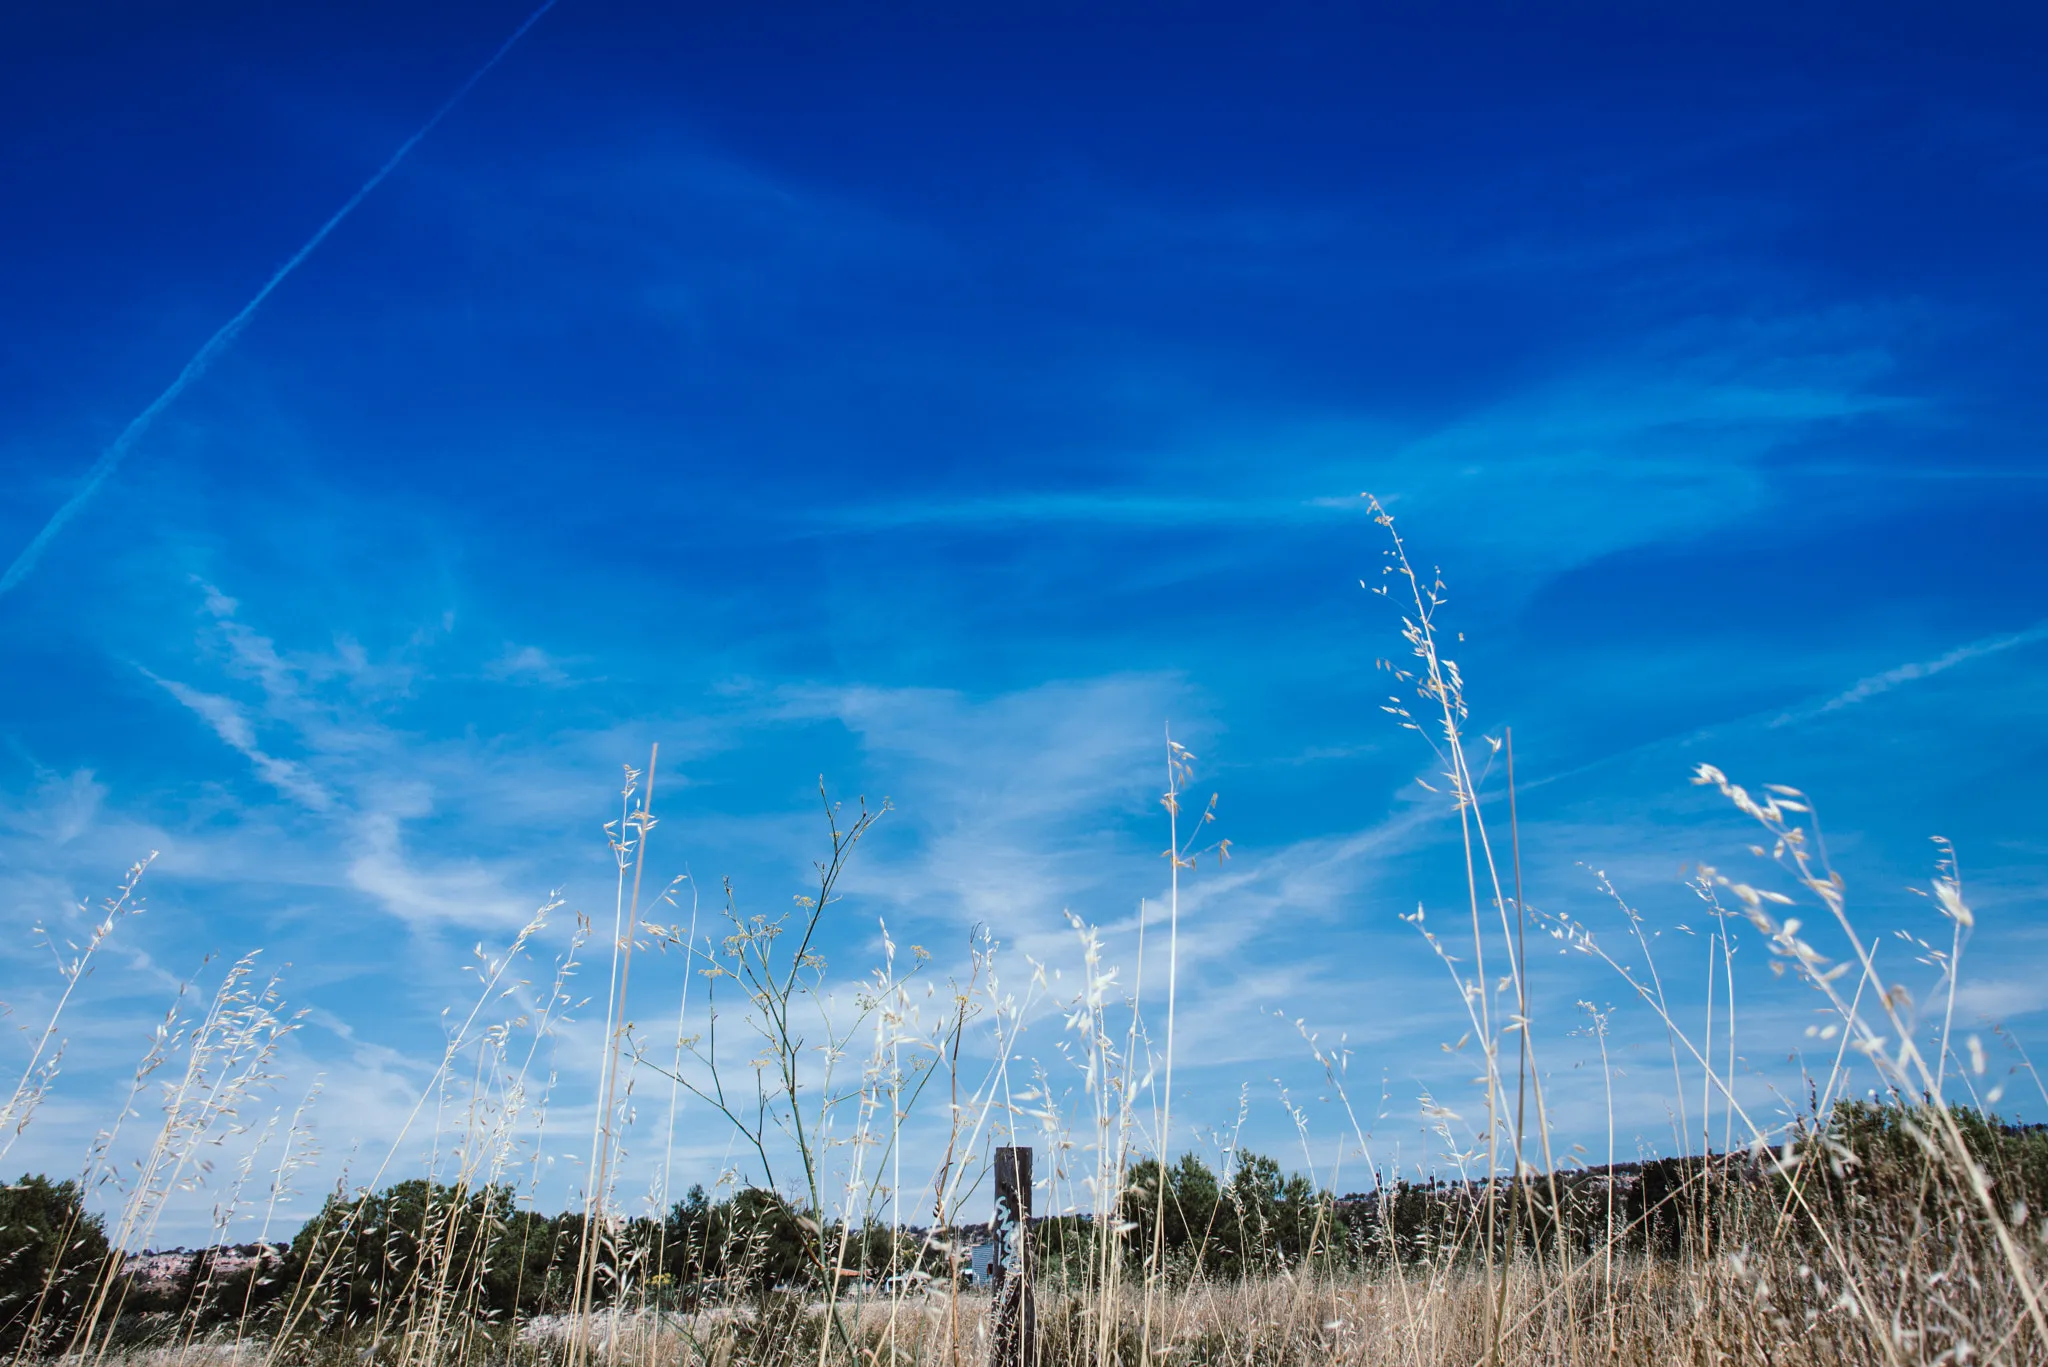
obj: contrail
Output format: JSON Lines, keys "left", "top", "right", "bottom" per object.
{"left": 1773, "top": 617, "right": 2048, "bottom": 726}
{"left": 0, "top": 0, "right": 559, "bottom": 601}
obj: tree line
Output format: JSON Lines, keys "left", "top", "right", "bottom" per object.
{"left": 4, "top": 1101, "right": 2044, "bottom": 1353}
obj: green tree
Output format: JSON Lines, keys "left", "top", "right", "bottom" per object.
{"left": 1121, "top": 1153, "right": 1222, "bottom": 1277}
{"left": 0, "top": 1174, "right": 112, "bottom": 1353}
{"left": 284, "top": 1180, "right": 539, "bottom": 1330}
{"left": 1120, "top": 1151, "right": 1333, "bottom": 1279}
{"left": 662, "top": 1186, "right": 813, "bottom": 1293}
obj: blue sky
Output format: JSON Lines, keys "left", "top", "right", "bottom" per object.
{"left": 2, "top": 2, "right": 2046, "bottom": 1240}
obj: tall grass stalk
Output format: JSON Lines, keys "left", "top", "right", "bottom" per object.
{"left": 2, "top": 856, "right": 155, "bottom": 1166}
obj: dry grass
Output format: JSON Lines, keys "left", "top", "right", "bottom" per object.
{"left": 5, "top": 498, "right": 2044, "bottom": 1366}
{"left": 89, "top": 1240, "right": 2038, "bottom": 1367}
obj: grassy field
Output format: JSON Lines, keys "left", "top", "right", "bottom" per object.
{"left": 3, "top": 501, "right": 2041, "bottom": 1365}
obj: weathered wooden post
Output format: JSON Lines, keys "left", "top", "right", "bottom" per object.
{"left": 990, "top": 1145, "right": 1036, "bottom": 1367}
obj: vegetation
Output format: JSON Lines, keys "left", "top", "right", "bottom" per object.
{"left": 0, "top": 1174, "right": 109, "bottom": 1354}
{"left": 3, "top": 501, "right": 2043, "bottom": 1364}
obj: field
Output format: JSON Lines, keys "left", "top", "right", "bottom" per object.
{"left": 3, "top": 503, "right": 2042, "bottom": 1367}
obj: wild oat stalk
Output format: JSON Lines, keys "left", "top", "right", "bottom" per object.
{"left": 1, "top": 856, "right": 156, "bottom": 1165}
{"left": 73, "top": 953, "right": 299, "bottom": 1362}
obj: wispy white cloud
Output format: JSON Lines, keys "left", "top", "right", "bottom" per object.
{"left": 196, "top": 579, "right": 420, "bottom": 712}
{"left": 0, "top": 763, "right": 107, "bottom": 846}
{"left": 1956, "top": 976, "right": 2048, "bottom": 1022}
{"left": 485, "top": 643, "right": 572, "bottom": 686}
{"left": 773, "top": 674, "right": 1197, "bottom": 941}
{"left": 346, "top": 809, "right": 542, "bottom": 928}
{"left": 810, "top": 304, "right": 1918, "bottom": 597}
{"left": 143, "top": 669, "right": 335, "bottom": 812}
{"left": 130, "top": 586, "right": 586, "bottom": 941}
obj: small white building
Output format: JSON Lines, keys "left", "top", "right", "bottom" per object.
{"left": 921, "top": 1231, "right": 999, "bottom": 1287}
